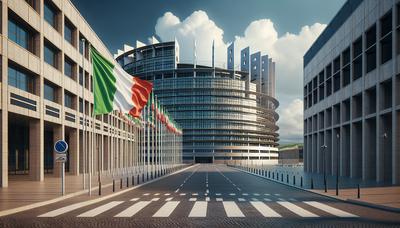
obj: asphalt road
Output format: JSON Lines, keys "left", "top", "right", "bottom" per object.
{"left": 1, "top": 164, "right": 399, "bottom": 227}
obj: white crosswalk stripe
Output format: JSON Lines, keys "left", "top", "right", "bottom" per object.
{"left": 189, "top": 198, "right": 197, "bottom": 201}
{"left": 130, "top": 198, "right": 140, "bottom": 201}
{"left": 114, "top": 201, "right": 151, "bottom": 217}
{"left": 165, "top": 197, "right": 173, "bottom": 201}
{"left": 223, "top": 201, "right": 245, "bottom": 217}
{"left": 250, "top": 201, "right": 281, "bottom": 217}
{"left": 189, "top": 201, "right": 207, "bottom": 217}
{"left": 151, "top": 198, "right": 160, "bottom": 201}
{"left": 216, "top": 198, "right": 223, "bottom": 202}
{"left": 39, "top": 201, "right": 94, "bottom": 217}
{"left": 77, "top": 201, "right": 124, "bottom": 217}
{"left": 153, "top": 201, "right": 180, "bottom": 217}
{"left": 278, "top": 201, "right": 318, "bottom": 217}
{"left": 264, "top": 198, "right": 271, "bottom": 202}
{"left": 304, "top": 201, "right": 358, "bottom": 217}
{"left": 238, "top": 198, "right": 246, "bottom": 202}
{"left": 179, "top": 193, "right": 186, "bottom": 196}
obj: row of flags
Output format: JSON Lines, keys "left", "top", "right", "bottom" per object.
{"left": 90, "top": 47, "right": 182, "bottom": 135}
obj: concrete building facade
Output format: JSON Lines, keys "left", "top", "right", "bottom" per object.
{"left": 303, "top": 0, "right": 400, "bottom": 184}
{"left": 0, "top": 0, "right": 179, "bottom": 188}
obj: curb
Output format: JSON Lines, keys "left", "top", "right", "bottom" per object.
{"left": 0, "top": 164, "right": 195, "bottom": 217}
{"left": 229, "top": 165, "right": 400, "bottom": 214}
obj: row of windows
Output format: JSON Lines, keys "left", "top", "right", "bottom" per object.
{"left": 305, "top": 8, "right": 396, "bottom": 110}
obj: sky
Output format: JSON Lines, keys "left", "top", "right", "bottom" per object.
{"left": 71, "top": 0, "right": 346, "bottom": 144}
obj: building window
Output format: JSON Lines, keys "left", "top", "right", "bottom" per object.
{"left": 64, "top": 56, "right": 75, "bottom": 78}
{"left": 8, "top": 18, "right": 32, "bottom": 52}
{"left": 79, "top": 33, "right": 88, "bottom": 59}
{"left": 366, "top": 25, "right": 377, "bottom": 73}
{"left": 79, "top": 67, "right": 84, "bottom": 86}
{"left": 8, "top": 64, "right": 34, "bottom": 93}
{"left": 25, "top": 0, "right": 39, "bottom": 12}
{"left": 380, "top": 10, "right": 392, "bottom": 64}
{"left": 64, "top": 19, "right": 75, "bottom": 46}
{"left": 44, "top": 82, "right": 56, "bottom": 102}
{"left": 64, "top": 91, "right": 73, "bottom": 108}
{"left": 44, "top": 41, "right": 59, "bottom": 69}
{"left": 352, "top": 37, "right": 363, "bottom": 81}
{"left": 44, "top": 0, "right": 58, "bottom": 29}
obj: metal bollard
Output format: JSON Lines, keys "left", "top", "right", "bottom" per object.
{"left": 132, "top": 176, "right": 135, "bottom": 186}
{"left": 357, "top": 184, "right": 360, "bottom": 199}
{"left": 301, "top": 176, "right": 303, "bottom": 187}
{"left": 311, "top": 178, "right": 314, "bottom": 189}
{"left": 293, "top": 175, "right": 296, "bottom": 185}
{"left": 112, "top": 179, "right": 115, "bottom": 192}
{"left": 287, "top": 174, "right": 289, "bottom": 183}
{"left": 127, "top": 177, "right": 129, "bottom": 187}
{"left": 98, "top": 181, "right": 102, "bottom": 195}
{"left": 137, "top": 175, "right": 140, "bottom": 184}
{"left": 120, "top": 178, "right": 123, "bottom": 189}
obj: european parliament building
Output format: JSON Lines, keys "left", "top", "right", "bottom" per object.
{"left": 116, "top": 39, "right": 279, "bottom": 163}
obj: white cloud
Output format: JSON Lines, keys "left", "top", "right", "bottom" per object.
{"left": 277, "top": 99, "right": 304, "bottom": 143}
{"left": 154, "top": 11, "right": 326, "bottom": 143}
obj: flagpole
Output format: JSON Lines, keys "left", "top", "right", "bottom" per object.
{"left": 88, "top": 43, "right": 93, "bottom": 196}
{"left": 81, "top": 38, "right": 86, "bottom": 190}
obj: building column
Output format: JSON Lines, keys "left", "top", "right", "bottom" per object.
{"left": 0, "top": 111, "right": 8, "bottom": 187}
{"left": 29, "top": 119, "right": 44, "bottom": 181}
{"left": 69, "top": 128, "right": 79, "bottom": 175}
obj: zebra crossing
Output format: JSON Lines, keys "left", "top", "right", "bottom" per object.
{"left": 38, "top": 195, "right": 358, "bottom": 219}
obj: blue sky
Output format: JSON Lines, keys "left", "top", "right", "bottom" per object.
{"left": 71, "top": 0, "right": 346, "bottom": 143}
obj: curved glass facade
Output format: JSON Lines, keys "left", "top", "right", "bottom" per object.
{"left": 117, "top": 41, "right": 279, "bottom": 163}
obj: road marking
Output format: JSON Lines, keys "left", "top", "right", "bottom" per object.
{"left": 192, "top": 193, "right": 198, "bottom": 196}
{"left": 304, "top": 201, "right": 358, "bottom": 217}
{"left": 188, "top": 201, "right": 207, "bottom": 217}
{"left": 130, "top": 198, "right": 140, "bottom": 201}
{"left": 289, "top": 198, "right": 297, "bottom": 202}
{"left": 77, "top": 201, "right": 124, "bottom": 217}
{"left": 153, "top": 201, "right": 180, "bottom": 217}
{"left": 175, "top": 189, "right": 179, "bottom": 193}
{"left": 189, "top": 198, "right": 197, "bottom": 201}
{"left": 274, "top": 194, "right": 281, "bottom": 196}
{"left": 143, "top": 193, "right": 150, "bottom": 196}
{"left": 164, "top": 193, "right": 171, "bottom": 196}
{"left": 151, "top": 198, "right": 160, "bottom": 201}
{"left": 251, "top": 198, "right": 259, "bottom": 201}
{"left": 216, "top": 198, "right": 223, "bottom": 202}
{"left": 237, "top": 187, "right": 241, "bottom": 191}
{"left": 229, "top": 193, "right": 236, "bottom": 196}
{"left": 278, "top": 198, "right": 285, "bottom": 201}
{"left": 154, "top": 193, "right": 160, "bottom": 196}
{"left": 165, "top": 197, "right": 173, "bottom": 201}
{"left": 114, "top": 201, "right": 151, "bottom": 217}
{"left": 253, "top": 193, "right": 260, "bottom": 196}
{"left": 278, "top": 201, "right": 318, "bottom": 217}
{"left": 264, "top": 198, "right": 271, "bottom": 202}
{"left": 206, "top": 189, "right": 209, "bottom": 194}
{"left": 39, "top": 201, "right": 97, "bottom": 217}
{"left": 223, "top": 201, "right": 245, "bottom": 217}
{"left": 250, "top": 201, "right": 282, "bottom": 217}
{"left": 264, "top": 193, "right": 270, "bottom": 196}
{"left": 238, "top": 198, "right": 246, "bottom": 202}
{"left": 215, "top": 193, "right": 221, "bottom": 196}
{"left": 179, "top": 193, "right": 186, "bottom": 196}
{"left": 242, "top": 193, "right": 248, "bottom": 196}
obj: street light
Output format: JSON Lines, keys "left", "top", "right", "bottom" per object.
{"left": 336, "top": 133, "right": 340, "bottom": 196}
{"left": 321, "top": 144, "right": 328, "bottom": 192}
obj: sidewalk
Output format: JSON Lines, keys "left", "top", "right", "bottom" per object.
{"left": 230, "top": 164, "right": 400, "bottom": 212}
{"left": 0, "top": 165, "right": 188, "bottom": 212}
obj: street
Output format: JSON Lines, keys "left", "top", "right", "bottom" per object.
{"left": 0, "top": 164, "right": 399, "bottom": 227}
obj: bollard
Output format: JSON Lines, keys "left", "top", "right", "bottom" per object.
{"left": 357, "top": 184, "right": 360, "bottom": 199}
{"left": 132, "top": 176, "right": 135, "bottom": 186}
{"left": 113, "top": 179, "right": 115, "bottom": 192}
{"left": 137, "top": 175, "right": 140, "bottom": 184}
{"left": 120, "top": 178, "right": 123, "bottom": 189}
{"left": 287, "top": 174, "right": 289, "bottom": 183}
{"left": 127, "top": 177, "right": 129, "bottom": 187}
{"left": 301, "top": 176, "right": 303, "bottom": 187}
{"left": 311, "top": 178, "right": 314, "bottom": 189}
{"left": 272, "top": 172, "right": 275, "bottom": 179}
{"left": 98, "top": 181, "right": 102, "bottom": 195}
{"left": 281, "top": 173, "right": 283, "bottom": 182}
{"left": 293, "top": 175, "right": 296, "bottom": 185}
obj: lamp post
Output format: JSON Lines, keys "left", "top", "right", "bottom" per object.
{"left": 321, "top": 144, "right": 327, "bottom": 192}
{"left": 336, "top": 133, "right": 340, "bottom": 196}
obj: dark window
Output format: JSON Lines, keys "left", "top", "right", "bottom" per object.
{"left": 326, "top": 78, "right": 332, "bottom": 96}
{"left": 318, "top": 71, "right": 324, "bottom": 84}
{"left": 64, "top": 57, "right": 74, "bottom": 78}
{"left": 44, "top": 41, "right": 58, "bottom": 68}
{"left": 353, "top": 37, "right": 362, "bottom": 58}
{"left": 366, "top": 46, "right": 376, "bottom": 73}
{"left": 64, "top": 91, "right": 73, "bottom": 108}
{"left": 353, "top": 56, "right": 362, "bottom": 81}
{"left": 381, "top": 35, "right": 392, "bottom": 64}
{"left": 44, "top": 82, "right": 56, "bottom": 102}
{"left": 342, "top": 65, "right": 350, "bottom": 87}
{"left": 8, "top": 18, "right": 30, "bottom": 51}
{"left": 64, "top": 19, "right": 74, "bottom": 45}
{"left": 79, "top": 98, "right": 83, "bottom": 113}
{"left": 8, "top": 64, "right": 34, "bottom": 93}
{"left": 79, "top": 67, "right": 83, "bottom": 85}
{"left": 333, "top": 56, "right": 340, "bottom": 73}
{"left": 342, "top": 47, "right": 350, "bottom": 66}
{"left": 366, "top": 24, "right": 376, "bottom": 49}
{"left": 333, "top": 72, "right": 340, "bottom": 92}
{"left": 44, "top": 1, "right": 57, "bottom": 29}
{"left": 326, "top": 64, "right": 332, "bottom": 78}
{"left": 381, "top": 10, "right": 392, "bottom": 38}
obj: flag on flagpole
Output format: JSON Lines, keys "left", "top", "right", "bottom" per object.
{"left": 91, "top": 47, "right": 153, "bottom": 117}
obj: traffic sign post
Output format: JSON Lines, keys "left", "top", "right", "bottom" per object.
{"left": 54, "top": 140, "right": 68, "bottom": 196}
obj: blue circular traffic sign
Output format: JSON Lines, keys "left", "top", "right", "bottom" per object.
{"left": 54, "top": 140, "right": 68, "bottom": 154}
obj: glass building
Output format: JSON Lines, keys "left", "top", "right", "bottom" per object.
{"left": 116, "top": 39, "right": 279, "bottom": 163}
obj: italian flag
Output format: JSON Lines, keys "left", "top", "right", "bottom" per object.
{"left": 91, "top": 48, "right": 153, "bottom": 117}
